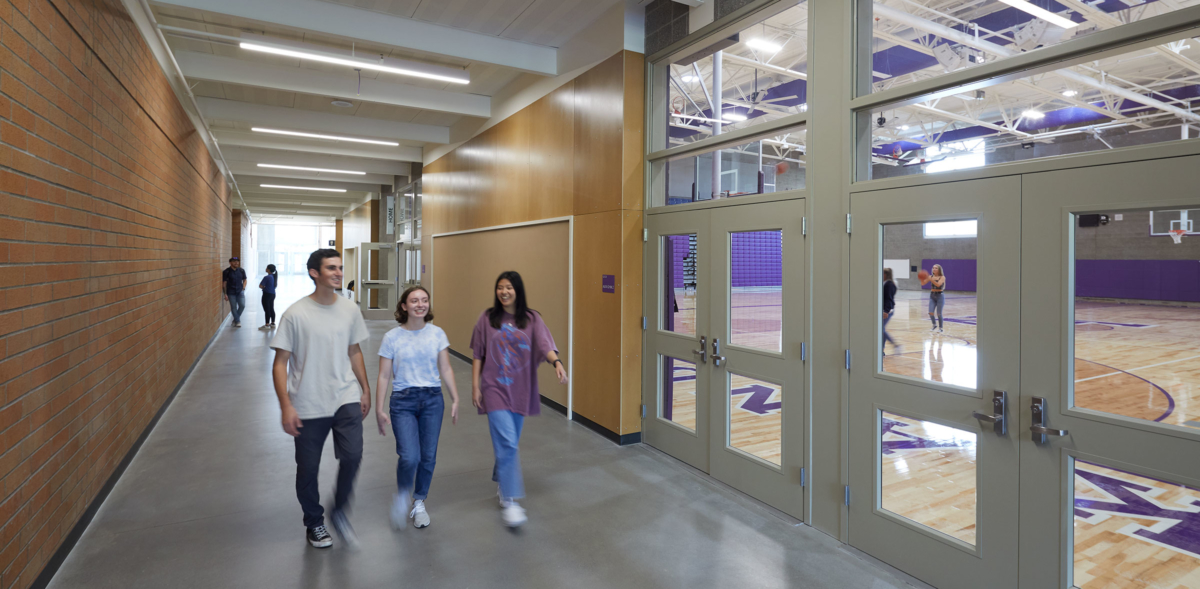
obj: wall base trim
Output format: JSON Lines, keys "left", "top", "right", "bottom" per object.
{"left": 32, "top": 315, "right": 232, "bottom": 589}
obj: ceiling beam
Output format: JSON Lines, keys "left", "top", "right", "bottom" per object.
{"left": 211, "top": 129, "right": 423, "bottom": 162}
{"left": 220, "top": 145, "right": 411, "bottom": 176}
{"left": 149, "top": 0, "right": 557, "bottom": 75}
{"left": 226, "top": 161, "right": 395, "bottom": 185}
{"left": 176, "top": 52, "right": 490, "bottom": 119}
{"left": 197, "top": 97, "right": 449, "bottom": 144}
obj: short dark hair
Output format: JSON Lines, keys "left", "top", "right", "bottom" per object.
{"left": 306, "top": 248, "right": 340, "bottom": 283}
{"left": 395, "top": 286, "right": 433, "bottom": 324}
{"left": 229, "top": 257, "right": 239, "bottom": 262}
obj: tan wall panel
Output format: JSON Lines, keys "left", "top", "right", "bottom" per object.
{"left": 527, "top": 85, "right": 576, "bottom": 221}
{"left": 573, "top": 53, "right": 625, "bottom": 216}
{"left": 622, "top": 51, "right": 646, "bottom": 212}
{"left": 571, "top": 212, "right": 624, "bottom": 431}
{"left": 431, "top": 222, "right": 571, "bottom": 406}
{"left": 620, "top": 210, "right": 644, "bottom": 434}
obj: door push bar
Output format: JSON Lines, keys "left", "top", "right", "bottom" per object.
{"left": 1030, "top": 396, "right": 1068, "bottom": 445}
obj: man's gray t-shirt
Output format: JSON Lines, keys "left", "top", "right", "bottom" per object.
{"left": 270, "top": 296, "right": 370, "bottom": 419}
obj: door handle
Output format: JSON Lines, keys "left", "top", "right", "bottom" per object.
{"left": 972, "top": 390, "right": 1007, "bottom": 435}
{"left": 711, "top": 338, "right": 726, "bottom": 367}
{"left": 1030, "top": 396, "right": 1068, "bottom": 444}
{"left": 693, "top": 336, "right": 708, "bottom": 364}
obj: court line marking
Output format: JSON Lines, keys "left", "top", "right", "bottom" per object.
{"left": 1074, "top": 354, "right": 1200, "bottom": 383}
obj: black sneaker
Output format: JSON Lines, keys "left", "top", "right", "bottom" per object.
{"left": 331, "top": 509, "right": 359, "bottom": 549}
{"left": 307, "top": 525, "right": 333, "bottom": 548}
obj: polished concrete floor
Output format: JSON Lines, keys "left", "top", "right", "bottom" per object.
{"left": 48, "top": 283, "right": 926, "bottom": 589}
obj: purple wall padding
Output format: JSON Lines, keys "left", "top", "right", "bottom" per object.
{"left": 921, "top": 259, "right": 977, "bottom": 292}
{"left": 731, "top": 231, "right": 782, "bottom": 287}
{"left": 670, "top": 235, "right": 690, "bottom": 289}
{"left": 1076, "top": 260, "right": 1200, "bottom": 302}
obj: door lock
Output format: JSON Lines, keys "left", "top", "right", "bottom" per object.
{"left": 972, "top": 390, "right": 1007, "bottom": 435}
{"left": 1030, "top": 396, "right": 1068, "bottom": 444}
{"left": 693, "top": 336, "right": 708, "bottom": 364}
{"left": 712, "top": 338, "right": 725, "bottom": 367}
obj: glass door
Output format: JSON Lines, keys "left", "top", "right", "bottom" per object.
{"left": 707, "top": 199, "right": 805, "bottom": 518}
{"left": 848, "top": 177, "right": 1022, "bottom": 588}
{"left": 1019, "top": 155, "right": 1200, "bottom": 588}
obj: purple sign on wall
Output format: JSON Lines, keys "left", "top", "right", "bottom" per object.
{"left": 602, "top": 274, "right": 615, "bottom": 293}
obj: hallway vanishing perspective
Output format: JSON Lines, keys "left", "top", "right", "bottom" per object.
{"left": 47, "top": 307, "right": 920, "bottom": 589}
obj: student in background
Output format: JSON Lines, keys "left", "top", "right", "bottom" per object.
{"left": 222, "top": 257, "right": 247, "bottom": 327}
{"left": 882, "top": 268, "right": 900, "bottom": 355}
{"left": 259, "top": 264, "right": 278, "bottom": 330}
{"left": 470, "top": 271, "right": 567, "bottom": 528}
{"left": 375, "top": 286, "right": 460, "bottom": 530}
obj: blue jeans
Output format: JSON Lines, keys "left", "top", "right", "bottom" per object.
{"left": 882, "top": 311, "right": 897, "bottom": 349}
{"left": 294, "top": 403, "right": 363, "bottom": 529}
{"left": 228, "top": 292, "right": 245, "bottom": 323}
{"left": 487, "top": 410, "right": 525, "bottom": 500}
{"left": 390, "top": 387, "right": 445, "bottom": 500}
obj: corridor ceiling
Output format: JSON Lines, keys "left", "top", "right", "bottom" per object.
{"left": 146, "top": 0, "right": 624, "bottom": 223}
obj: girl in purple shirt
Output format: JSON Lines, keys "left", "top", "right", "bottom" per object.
{"left": 470, "top": 271, "right": 567, "bottom": 528}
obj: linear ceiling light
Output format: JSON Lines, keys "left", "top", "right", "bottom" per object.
{"left": 257, "top": 163, "right": 366, "bottom": 175}
{"left": 239, "top": 35, "right": 470, "bottom": 84}
{"left": 1022, "top": 109, "right": 1045, "bottom": 119}
{"left": 260, "top": 184, "right": 347, "bottom": 192}
{"left": 722, "top": 112, "right": 748, "bottom": 121}
{"left": 251, "top": 127, "right": 399, "bottom": 146}
{"left": 746, "top": 38, "right": 782, "bottom": 53}
{"left": 996, "top": 0, "right": 1078, "bottom": 29}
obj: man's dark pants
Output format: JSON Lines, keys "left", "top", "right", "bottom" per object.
{"left": 295, "top": 402, "right": 363, "bottom": 529}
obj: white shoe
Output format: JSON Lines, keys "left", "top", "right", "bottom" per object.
{"left": 258, "top": 324, "right": 270, "bottom": 330}
{"left": 501, "top": 502, "right": 527, "bottom": 528}
{"left": 938, "top": 327, "right": 944, "bottom": 333}
{"left": 411, "top": 499, "right": 430, "bottom": 528}
{"left": 391, "top": 491, "right": 411, "bottom": 530}
{"left": 930, "top": 325, "right": 937, "bottom": 332}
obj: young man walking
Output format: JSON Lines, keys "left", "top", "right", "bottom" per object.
{"left": 270, "top": 249, "right": 372, "bottom": 548}
{"left": 222, "top": 257, "right": 248, "bottom": 327}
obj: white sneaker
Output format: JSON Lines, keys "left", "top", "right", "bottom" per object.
{"left": 411, "top": 499, "right": 430, "bottom": 528}
{"left": 501, "top": 502, "right": 527, "bottom": 528}
{"left": 930, "top": 325, "right": 937, "bottom": 332}
{"left": 391, "top": 491, "right": 411, "bottom": 530}
{"left": 938, "top": 327, "right": 944, "bottom": 333}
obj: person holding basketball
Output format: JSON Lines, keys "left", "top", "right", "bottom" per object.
{"left": 882, "top": 268, "right": 899, "bottom": 354}
{"left": 919, "top": 264, "right": 946, "bottom": 333}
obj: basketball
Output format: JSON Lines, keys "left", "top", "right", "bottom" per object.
{"left": 917, "top": 269, "right": 930, "bottom": 281}
{"left": 775, "top": 161, "right": 789, "bottom": 175}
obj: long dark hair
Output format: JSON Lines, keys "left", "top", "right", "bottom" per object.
{"left": 266, "top": 264, "right": 276, "bottom": 275}
{"left": 396, "top": 286, "right": 433, "bottom": 324}
{"left": 488, "top": 271, "right": 530, "bottom": 329}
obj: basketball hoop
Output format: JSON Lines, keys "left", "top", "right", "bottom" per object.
{"left": 1170, "top": 229, "right": 1187, "bottom": 244}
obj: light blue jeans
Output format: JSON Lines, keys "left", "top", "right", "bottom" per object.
{"left": 228, "top": 292, "right": 245, "bottom": 323}
{"left": 487, "top": 410, "right": 525, "bottom": 501}
{"left": 390, "top": 387, "right": 445, "bottom": 500}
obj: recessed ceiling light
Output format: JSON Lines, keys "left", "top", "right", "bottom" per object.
{"left": 251, "top": 127, "right": 399, "bottom": 146}
{"left": 1062, "top": 89, "right": 1078, "bottom": 97}
{"left": 239, "top": 35, "right": 470, "bottom": 84}
{"left": 996, "top": 0, "right": 1078, "bottom": 29}
{"left": 1022, "top": 109, "right": 1045, "bottom": 119}
{"left": 260, "top": 184, "right": 347, "bottom": 192}
{"left": 746, "top": 38, "right": 783, "bottom": 52}
{"left": 900, "top": 125, "right": 910, "bottom": 130}
{"left": 258, "top": 163, "right": 366, "bottom": 175}
{"left": 722, "top": 112, "right": 748, "bottom": 121}
{"left": 331, "top": 100, "right": 354, "bottom": 107}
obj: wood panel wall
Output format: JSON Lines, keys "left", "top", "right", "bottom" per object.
{"left": 423, "top": 50, "right": 645, "bottom": 439}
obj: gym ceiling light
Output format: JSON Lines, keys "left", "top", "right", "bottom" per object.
{"left": 722, "top": 112, "right": 748, "bottom": 121}
{"left": 239, "top": 34, "right": 470, "bottom": 85}
{"left": 257, "top": 163, "right": 366, "bottom": 175}
{"left": 251, "top": 127, "right": 400, "bottom": 146}
{"left": 260, "top": 184, "right": 348, "bottom": 192}
{"left": 996, "top": 0, "right": 1078, "bottom": 29}
{"left": 1022, "top": 109, "right": 1045, "bottom": 119}
{"left": 746, "top": 38, "right": 782, "bottom": 53}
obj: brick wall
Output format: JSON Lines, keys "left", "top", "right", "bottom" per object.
{"left": 0, "top": 0, "right": 232, "bottom": 587}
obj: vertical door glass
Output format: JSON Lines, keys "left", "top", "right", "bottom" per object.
{"left": 663, "top": 234, "right": 699, "bottom": 335}
{"left": 730, "top": 230, "right": 783, "bottom": 352}
{"left": 880, "top": 411, "right": 978, "bottom": 546}
{"left": 660, "top": 355, "right": 697, "bottom": 431}
{"left": 728, "top": 373, "right": 782, "bottom": 466}
{"left": 1073, "top": 459, "right": 1200, "bottom": 587}
{"left": 881, "top": 220, "right": 978, "bottom": 389}
{"left": 1073, "top": 209, "right": 1200, "bottom": 430}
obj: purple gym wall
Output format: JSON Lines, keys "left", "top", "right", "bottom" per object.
{"left": 921, "top": 259, "right": 977, "bottom": 292}
{"left": 1076, "top": 260, "right": 1200, "bottom": 302}
{"left": 669, "top": 231, "right": 783, "bottom": 289}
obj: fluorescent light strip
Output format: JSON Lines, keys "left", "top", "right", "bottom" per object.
{"left": 240, "top": 42, "right": 470, "bottom": 84}
{"left": 722, "top": 113, "right": 748, "bottom": 121}
{"left": 996, "top": 0, "right": 1078, "bottom": 29}
{"left": 251, "top": 127, "right": 399, "bottom": 146}
{"left": 260, "top": 184, "right": 347, "bottom": 193}
{"left": 257, "top": 163, "right": 366, "bottom": 175}
{"left": 746, "top": 38, "right": 782, "bottom": 52}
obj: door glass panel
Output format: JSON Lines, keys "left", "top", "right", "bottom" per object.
{"left": 661, "top": 125, "right": 808, "bottom": 206}
{"left": 1073, "top": 459, "right": 1200, "bottom": 588}
{"left": 663, "top": 234, "right": 698, "bottom": 335}
{"left": 881, "top": 411, "right": 978, "bottom": 545}
{"left": 660, "top": 355, "right": 697, "bottom": 431}
{"left": 730, "top": 230, "right": 783, "bottom": 352}
{"left": 728, "top": 373, "right": 782, "bottom": 466}
{"left": 881, "top": 221, "right": 978, "bottom": 389}
{"left": 1073, "top": 209, "right": 1200, "bottom": 430}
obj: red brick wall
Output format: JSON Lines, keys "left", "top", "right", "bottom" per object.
{"left": 0, "top": 0, "right": 232, "bottom": 586}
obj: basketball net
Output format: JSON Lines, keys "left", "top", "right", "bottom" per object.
{"left": 1170, "top": 229, "right": 1186, "bottom": 244}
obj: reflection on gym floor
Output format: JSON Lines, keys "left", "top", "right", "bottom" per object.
{"left": 881, "top": 291, "right": 978, "bottom": 389}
